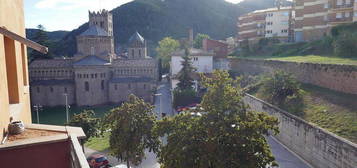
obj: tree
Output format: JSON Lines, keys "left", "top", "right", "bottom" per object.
{"left": 172, "top": 88, "right": 200, "bottom": 108}
{"left": 333, "top": 32, "right": 357, "bottom": 58}
{"left": 156, "top": 37, "right": 180, "bottom": 72}
{"left": 259, "top": 70, "right": 304, "bottom": 116}
{"left": 102, "top": 95, "right": 159, "bottom": 168}
{"left": 29, "top": 24, "right": 53, "bottom": 60}
{"left": 154, "top": 70, "right": 279, "bottom": 168}
{"left": 176, "top": 47, "right": 196, "bottom": 90}
{"left": 193, "top": 33, "right": 210, "bottom": 49}
{"left": 68, "top": 110, "right": 100, "bottom": 142}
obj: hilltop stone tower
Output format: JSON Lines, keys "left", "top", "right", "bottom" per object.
{"left": 75, "top": 9, "right": 115, "bottom": 62}
{"left": 89, "top": 9, "right": 113, "bottom": 36}
{"left": 127, "top": 31, "right": 147, "bottom": 59}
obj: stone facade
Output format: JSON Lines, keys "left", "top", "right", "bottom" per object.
{"left": 29, "top": 10, "right": 158, "bottom": 107}
{"left": 230, "top": 58, "right": 357, "bottom": 95}
{"left": 244, "top": 94, "right": 357, "bottom": 168}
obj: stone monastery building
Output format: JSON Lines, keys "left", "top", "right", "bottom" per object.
{"left": 29, "top": 10, "right": 158, "bottom": 107}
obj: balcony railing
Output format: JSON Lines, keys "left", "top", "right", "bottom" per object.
{"left": 69, "top": 134, "right": 90, "bottom": 168}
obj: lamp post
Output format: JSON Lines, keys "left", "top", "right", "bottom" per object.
{"left": 64, "top": 94, "right": 70, "bottom": 123}
{"left": 33, "top": 104, "right": 42, "bottom": 124}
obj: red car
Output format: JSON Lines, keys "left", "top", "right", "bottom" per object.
{"left": 87, "top": 154, "right": 111, "bottom": 168}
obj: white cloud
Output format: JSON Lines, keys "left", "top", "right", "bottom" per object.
{"left": 35, "top": 0, "right": 133, "bottom": 11}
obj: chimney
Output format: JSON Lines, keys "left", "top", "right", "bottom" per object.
{"left": 188, "top": 28, "right": 193, "bottom": 47}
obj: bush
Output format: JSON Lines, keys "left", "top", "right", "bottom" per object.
{"left": 333, "top": 33, "right": 357, "bottom": 58}
{"left": 68, "top": 110, "right": 100, "bottom": 141}
{"left": 259, "top": 71, "right": 305, "bottom": 116}
{"left": 173, "top": 88, "right": 200, "bottom": 108}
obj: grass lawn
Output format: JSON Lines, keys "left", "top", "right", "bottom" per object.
{"left": 235, "top": 55, "right": 357, "bottom": 65}
{"left": 32, "top": 105, "right": 119, "bottom": 125}
{"left": 85, "top": 132, "right": 110, "bottom": 152}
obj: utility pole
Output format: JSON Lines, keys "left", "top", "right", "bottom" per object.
{"left": 33, "top": 105, "right": 42, "bottom": 124}
{"left": 64, "top": 94, "right": 70, "bottom": 123}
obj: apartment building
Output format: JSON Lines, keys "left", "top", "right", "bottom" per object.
{"left": 237, "top": 7, "right": 293, "bottom": 45}
{"left": 0, "top": 0, "right": 89, "bottom": 167}
{"left": 294, "top": 0, "right": 357, "bottom": 41}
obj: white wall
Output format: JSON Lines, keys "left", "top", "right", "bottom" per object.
{"left": 171, "top": 56, "right": 213, "bottom": 76}
{"left": 265, "top": 10, "right": 290, "bottom": 38}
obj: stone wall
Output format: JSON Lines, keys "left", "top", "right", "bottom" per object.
{"left": 30, "top": 83, "right": 75, "bottom": 106}
{"left": 230, "top": 58, "right": 357, "bottom": 95}
{"left": 244, "top": 94, "right": 357, "bottom": 168}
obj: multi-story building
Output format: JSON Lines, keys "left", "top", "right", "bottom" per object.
{"left": 29, "top": 10, "right": 159, "bottom": 107}
{"left": 294, "top": 0, "right": 357, "bottom": 41}
{"left": 0, "top": 0, "right": 88, "bottom": 167}
{"left": 237, "top": 7, "right": 293, "bottom": 45}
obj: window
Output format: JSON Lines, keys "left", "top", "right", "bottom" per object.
{"left": 282, "top": 12, "right": 289, "bottom": 16}
{"left": 354, "top": 11, "right": 357, "bottom": 17}
{"left": 50, "top": 87, "right": 54, "bottom": 93}
{"left": 4, "top": 37, "right": 20, "bottom": 104}
{"left": 37, "top": 87, "right": 40, "bottom": 93}
{"left": 144, "top": 84, "right": 146, "bottom": 90}
{"left": 115, "top": 84, "right": 118, "bottom": 90}
{"left": 132, "top": 49, "right": 134, "bottom": 58}
{"left": 324, "top": 3, "right": 329, "bottom": 8}
{"left": 336, "top": 13, "right": 342, "bottom": 18}
{"left": 64, "top": 87, "right": 67, "bottom": 93}
{"left": 91, "top": 47, "right": 95, "bottom": 55}
{"left": 281, "top": 29, "right": 288, "bottom": 33}
{"left": 85, "top": 82, "right": 89, "bottom": 92}
{"left": 101, "top": 80, "right": 105, "bottom": 90}
{"left": 345, "top": 12, "right": 350, "bottom": 17}
{"left": 139, "top": 50, "right": 141, "bottom": 57}
{"left": 324, "top": 15, "right": 328, "bottom": 21}
{"left": 91, "top": 74, "right": 94, "bottom": 78}
{"left": 337, "top": 0, "right": 343, "bottom": 5}
{"left": 281, "top": 21, "right": 288, "bottom": 25}
{"left": 346, "top": 0, "right": 351, "bottom": 4}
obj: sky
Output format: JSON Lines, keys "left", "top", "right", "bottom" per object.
{"left": 25, "top": 0, "right": 244, "bottom": 31}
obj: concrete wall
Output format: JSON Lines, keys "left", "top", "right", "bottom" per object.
{"left": 244, "top": 94, "right": 357, "bottom": 168}
{"left": 230, "top": 58, "right": 357, "bottom": 95}
{"left": 108, "top": 82, "right": 154, "bottom": 103}
{"left": 0, "top": 0, "right": 32, "bottom": 139}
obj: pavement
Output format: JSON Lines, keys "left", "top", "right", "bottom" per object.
{"left": 84, "top": 80, "right": 312, "bottom": 168}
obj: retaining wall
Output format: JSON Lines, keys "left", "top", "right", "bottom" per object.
{"left": 244, "top": 94, "right": 357, "bottom": 168}
{"left": 230, "top": 59, "right": 357, "bottom": 95}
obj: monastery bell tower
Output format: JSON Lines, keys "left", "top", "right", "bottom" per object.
{"left": 89, "top": 9, "right": 113, "bottom": 36}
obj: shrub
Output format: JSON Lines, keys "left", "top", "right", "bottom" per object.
{"left": 173, "top": 88, "right": 200, "bottom": 108}
{"left": 259, "top": 71, "right": 305, "bottom": 116}
{"left": 333, "top": 33, "right": 357, "bottom": 58}
{"left": 68, "top": 110, "right": 100, "bottom": 141}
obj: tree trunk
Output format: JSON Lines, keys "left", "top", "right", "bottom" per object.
{"left": 126, "top": 151, "right": 130, "bottom": 168}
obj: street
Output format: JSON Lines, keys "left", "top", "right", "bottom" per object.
{"left": 85, "top": 80, "right": 312, "bottom": 168}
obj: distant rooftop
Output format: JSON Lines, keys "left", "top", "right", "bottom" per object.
{"left": 74, "top": 55, "right": 110, "bottom": 66}
{"left": 129, "top": 31, "right": 145, "bottom": 44}
{"left": 172, "top": 48, "right": 214, "bottom": 57}
{"left": 80, "top": 26, "right": 109, "bottom": 36}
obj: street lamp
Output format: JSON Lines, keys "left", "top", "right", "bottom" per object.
{"left": 33, "top": 104, "right": 42, "bottom": 124}
{"left": 63, "top": 94, "right": 71, "bottom": 123}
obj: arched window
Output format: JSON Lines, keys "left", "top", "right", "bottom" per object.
{"left": 50, "top": 87, "right": 54, "bottom": 93}
{"left": 144, "top": 84, "right": 146, "bottom": 90}
{"left": 114, "top": 84, "right": 118, "bottom": 90}
{"left": 139, "top": 50, "right": 141, "bottom": 57}
{"left": 85, "top": 82, "right": 89, "bottom": 92}
{"left": 91, "top": 47, "right": 95, "bottom": 55}
{"left": 64, "top": 87, "right": 67, "bottom": 93}
{"left": 101, "top": 80, "right": 105, "bottom": 90}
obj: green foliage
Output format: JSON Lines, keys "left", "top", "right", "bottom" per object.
{"left": 177, "top": 48, "right": 196, "bottom": 90}
{"left": 102, "top": 95, "right": 159, "bottom": 167}
{"left": 259, "top": 71, "right": 305, "bottom": 116}
{"left": 156, "top": 37, "right": 180, "bottom": 72}
{"left": 333, "top": 33, "right": 357, "bottom": 58}
{"left": 68, "top": 110, "right": 100, "bottom": 142}
{"left": 193, "top": 33, "right": 210, "bottom": 48}
{"left": 29, "top": 25, "right": 53, "bottom": 60}
{"left": 154, "top": 71, "right": 279, "bottom": 168}
{"left": 172, "top": 88, "right": 200, "bottom": 108}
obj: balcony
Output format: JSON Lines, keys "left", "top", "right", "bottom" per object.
{"left": 0, "top": 124, "right": 89, "bottom": 168}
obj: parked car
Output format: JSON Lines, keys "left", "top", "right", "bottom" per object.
{"left": 87, "top": 154, "right": 111, "bottom": 168}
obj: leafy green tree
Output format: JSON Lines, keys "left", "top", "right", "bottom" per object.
{"left": 156, "top": 37, "right": 180, "bottom": 72}
{"left": 102, "top": 95, "right": 159, "bottom": 168}
{"left": 193, "top": 33, "right": 210, "bottom": 48}
{"left": 29, "top": 25, "right": 53, "bottom": 60}
{"left": 259, "top": 71, "right": 305, "bottom": 116}
{"left": 68, "top": 110, "right": 100, "bottom": 142}
{"left": 172, "top": 88, "right": 200, "bottom": 108}
{"left": 154, "top": 70, "right": 279, "bottom": 168}
{"left": 177, "top": 47, "right": 196, "bottom": 90}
